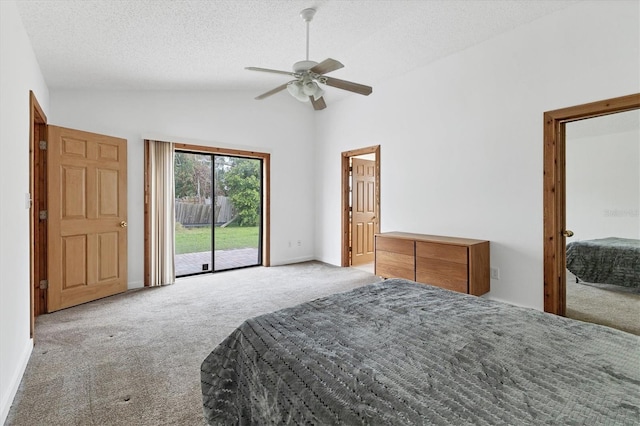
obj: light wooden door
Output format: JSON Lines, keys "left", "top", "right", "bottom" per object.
{"left": 351, "top": 158, "right": 377, "bottom": 265}
{"left": 47, "top": 126, "right": 127, "bottom": 312}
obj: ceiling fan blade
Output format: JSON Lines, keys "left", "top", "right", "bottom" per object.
{"left": 255, "top": 83, "right": 289, "bottom": 100}
{"left": 310, "top": 96, "right": 327, "bottom": 110}
{"left": 245, "top": 67, "right": 298, "bottom": 77}
{"left": 322, "top": 77, "right": 372, "bottom": 96}
{"left": 309, "top": 58, "right": 344, "bottom": 75}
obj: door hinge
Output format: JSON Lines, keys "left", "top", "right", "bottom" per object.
{"left": 39, "top": 280, "right": 48, "bottom": 290}
{"left": 39, "top": 140, "right": 47, "bottom": 150}
{"left": 39, "top": 210, "right": 48, "bottom": 220}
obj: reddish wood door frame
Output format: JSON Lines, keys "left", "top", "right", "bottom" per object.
{"left": 341, "top": 145, "right": 380, "bottom": 267}
{"left": 30, "top": 91, "right": 47, "bottom": 335}
{"left": 543, "top": 93, "right": 639, "bottom": 315}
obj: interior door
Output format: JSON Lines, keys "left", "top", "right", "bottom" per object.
{"left": 351, "top": 158, "right": 377, "bottom": 265}
{"left": 47, "top": 125, "right": 127, "bottom": 312}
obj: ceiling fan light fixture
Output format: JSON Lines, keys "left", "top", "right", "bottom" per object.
{"left": 287, "top": 81, "right": 309, "bottom": 102}
{"left": 302, "top": 80, "right": 319, "bottom": 96}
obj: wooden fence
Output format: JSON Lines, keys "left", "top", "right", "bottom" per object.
{"left": 175, "top": 196, "right": 234, "bottom": 226}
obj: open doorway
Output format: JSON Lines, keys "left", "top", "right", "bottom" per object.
{"left": 341, "top": 145, "right": 380, "bottom": 272}
{"left": 563, "top": 110, "right": 639, "bottom": 334}
{"left": 543, "top": 93, "right": 639, "bottom": 323}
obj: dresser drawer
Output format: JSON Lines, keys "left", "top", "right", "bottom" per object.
{"left": 376, "top": 237, "right": 414, "bottom": 256}
{"left": 416, "top": 241, "right": 467, "bottom": 264}
{"left": 416, "top": 258, "right": 468, "bottom": 293}
{"left": 375, "top": 250, "right": 415, "bottom": 280}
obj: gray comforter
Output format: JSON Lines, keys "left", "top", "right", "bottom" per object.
{"left": 566, "top": 237, "right": 640, "bottom": 288}
{"left": 201, "top": 279, "right": 640, "bottom": 425}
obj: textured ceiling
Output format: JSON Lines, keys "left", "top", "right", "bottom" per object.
{"left": 15, "top": 0, "right": 577, "bottom": 93}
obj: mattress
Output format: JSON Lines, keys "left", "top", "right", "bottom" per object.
{"left": 201, "top": 279, "right": 639, "bottom": 425}
{"left": 566, "top": 237, "right": 640, "bottom": 288}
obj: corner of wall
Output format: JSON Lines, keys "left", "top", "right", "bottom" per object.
{"left": 0, "top": 339, "right": 33, "bottom": 425}
{"left": 0, "top": 0, "right": 49, "bottom": 423}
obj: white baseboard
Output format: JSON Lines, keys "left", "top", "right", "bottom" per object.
{"left": 127, "top": 280, "right": 144, "bottom": 290}
{"left": 0, "top": 338, "right": 33, "bottom": 425}
{"left": 270, "top": 256, "right": 316, "bottom": 266}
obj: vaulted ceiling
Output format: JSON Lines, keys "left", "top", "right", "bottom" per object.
{"left": 16, "top": 0, "right": 576, "bottom": 95}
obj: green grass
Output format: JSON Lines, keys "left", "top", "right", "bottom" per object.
{"left": 175, "top": 225, "right": 259, "bottom": 254}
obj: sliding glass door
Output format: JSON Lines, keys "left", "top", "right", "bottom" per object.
{"left": 213, "top": 155, "right": 262, "bottom": 271}
{"left": 174, "top": 151, "right": 262, "bottom": 277}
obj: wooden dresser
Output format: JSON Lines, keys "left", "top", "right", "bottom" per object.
{"left": 374, "top": 232, "right": 490, "bottom": 296}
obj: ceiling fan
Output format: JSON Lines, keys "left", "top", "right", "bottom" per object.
{"left": 246, "top": 8, "right": 372, "bottom": 110}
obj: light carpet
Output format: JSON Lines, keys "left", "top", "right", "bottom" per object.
{"left": 8, "top": 263, "right": 637, "bottom": 425}
{"left": 566, "top": 278, "right": 640, "bottom": 335}
{"left": 6, "top": 262, "right": 381, "bottom": 426}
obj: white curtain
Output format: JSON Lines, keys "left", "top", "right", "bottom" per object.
{"left": 148, "top": 140, "right": 175, "bottom": 286}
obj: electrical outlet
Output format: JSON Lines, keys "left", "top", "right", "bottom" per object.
{"left": 490, "top": 267, "right": 500, "bottom": 280}
{"left": 297, "top": 240, "right": 302, "bottom": 247}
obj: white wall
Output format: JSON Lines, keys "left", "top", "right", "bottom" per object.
{"left": 2, "top": 0, "right": 639, "bottom": 420}
{"left": 567, "top": 124, "right": 639, "bottom": 241}
{"left": 315, "top": 1, "right": 640, "bottom": 309}
{"left": 49, "top": 90, "right": 317, "bottom": 287}
{"left": 0, "top": 1, "right": 50, "bottom": 423}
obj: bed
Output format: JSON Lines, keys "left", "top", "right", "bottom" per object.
{"left": 566, "top": 237, "right": 640, "bottom": 289}
{"left": 201, "top": 279, "right": 640, "bottom": 425}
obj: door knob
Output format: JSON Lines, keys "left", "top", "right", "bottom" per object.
{"left": 120, "top": 221, "right": 128, "bottom": 228}
{"left": 562, "top": 229, "right": 574, "bottom": 237}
